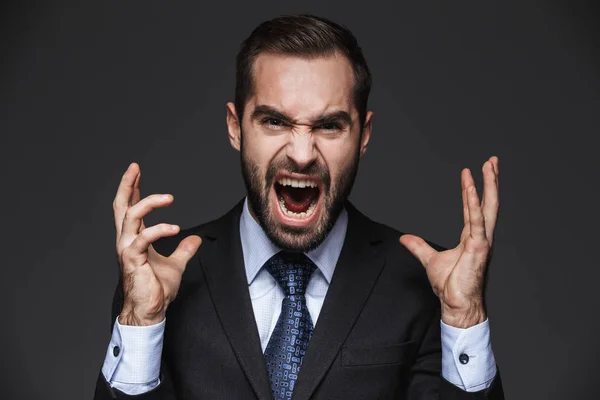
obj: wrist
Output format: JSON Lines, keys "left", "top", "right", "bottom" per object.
{"left": 119, "top": 306, "right": 165, "bottom": 326}
{"left": 441, "top": 302, "right": 486, "bottom": 328}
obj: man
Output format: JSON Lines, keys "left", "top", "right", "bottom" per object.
{"left": 94, "top": 14, "right": 504, "bottom": 399}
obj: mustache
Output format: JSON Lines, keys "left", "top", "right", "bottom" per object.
{"left": 265, "top": 158, "right": 331, "bottom": 191}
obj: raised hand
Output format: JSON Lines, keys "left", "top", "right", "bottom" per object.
{"left": 113, "top": 163, "right": 202, "bottom": 326}
{"left": 399, "top": 157, "right": 499, "bottom": 328}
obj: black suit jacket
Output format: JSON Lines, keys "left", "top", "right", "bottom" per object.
{"left": 94, "top": 199, "right": 504, "bottom": 399}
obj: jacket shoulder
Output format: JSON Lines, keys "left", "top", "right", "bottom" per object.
{"left": 348, "top": 203, "right": 448, "bottom": 253}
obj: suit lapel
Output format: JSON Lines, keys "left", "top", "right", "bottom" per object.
{"left": 197, "top": 200, "right": 386, "bottom": 400}
{"left": 292, "top": 202, "right": 386, "bottom": 400}
{"left": 199, "top": 200, "right": 273, "bottom": 400}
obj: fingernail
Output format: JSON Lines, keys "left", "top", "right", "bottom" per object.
{"left": 162, "top": 194, "right": 171, "bottom": 199}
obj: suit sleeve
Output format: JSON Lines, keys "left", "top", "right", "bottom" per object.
{"left": 406, "top": 305, "right": 505, "bottom": 399}
{"left": 93, "top": 277, "right": 177, "bottom": 399}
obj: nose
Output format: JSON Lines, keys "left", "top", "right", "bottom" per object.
{"left": 286, "top": 128, "right": 318, "bottom": 171}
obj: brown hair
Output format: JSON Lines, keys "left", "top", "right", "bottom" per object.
{"left": 235, "top": 14, "right": 372, "bottom": 127}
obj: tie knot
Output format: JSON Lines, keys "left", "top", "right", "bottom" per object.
{"left": 264, "top": 251, "right": 317, "bottom": 296}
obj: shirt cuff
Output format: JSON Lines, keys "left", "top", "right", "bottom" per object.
{"left": 441, "top": 318, "right": 497, "bottom": 392}
{"left": 101, "top": 316, "right": 165, "bottom": 395}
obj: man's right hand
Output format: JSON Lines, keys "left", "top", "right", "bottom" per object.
{"left": 113, "top": 162, "right": 202, "bottom": 326}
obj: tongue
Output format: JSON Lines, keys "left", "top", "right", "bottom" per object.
{"left": 280, "top": 186, "right": 318, "bottom": 213}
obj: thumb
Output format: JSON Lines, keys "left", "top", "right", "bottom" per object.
{"left": 171, "top": 235, "right": 202, "bottom": 265}
{"left": 399, "top": 234, "right": 436, "bottom": 268}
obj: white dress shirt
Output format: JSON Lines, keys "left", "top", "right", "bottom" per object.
{"left": 102, "top": 198, "right": 497, "bottom": 395}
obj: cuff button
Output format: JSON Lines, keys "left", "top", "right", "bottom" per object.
{"left": 459, "top": 353, "right": 469, "bottom": 365}
{"left": 113, "top": 345, "right": 120, "bottom": 357}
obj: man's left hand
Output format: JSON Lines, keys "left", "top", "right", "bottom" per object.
{"left": 399, "top": 156, "right": 500, "bottom": 329}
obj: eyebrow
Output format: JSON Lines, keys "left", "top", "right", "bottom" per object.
{"left": 251, "top": 105, "right": 353, "bottom": 127}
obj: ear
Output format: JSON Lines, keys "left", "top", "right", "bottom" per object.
{"left": 226, "top": 102, "right": 241, "bottom": 151}
{"left": 359, "top": 111, "right": 373, "bottom": 157}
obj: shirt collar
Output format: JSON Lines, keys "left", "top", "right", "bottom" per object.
{"left": 239, "top": 197, "right": 348, "bottom": 285}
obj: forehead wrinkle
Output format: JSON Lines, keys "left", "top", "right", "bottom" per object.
{"left": 251, "top": 53, "right": 355, "bottom": 124}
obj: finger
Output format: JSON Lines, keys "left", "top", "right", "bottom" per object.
{"left": 121, "top": 194, "right": 174, "bottom": 241}
{"left": 114, "top": 163, "right": 139, "bottom": 237}
{"left": 462, "top": 168, "right": 485, "bottom": 240}
{"left": 132, "top": 169, "right": 141, "bottom": 205}
{"left": 125, "top": 223, "right": 181, "bottom": 263}
{"left": 399, "top": 234, "right": 437, "bottom": 268}
{"left": 459, "top": 222, "right": 470, "bottom": 246}
{"left": 459, "top": 186, "right": 471, "bottom": 245}
{"left": 170, "top": 235, "right": 203, "bottom": 267}
{"left": 493, "top": 157, "right": 499, "bottom": 197}
{"left": 131, "top": 169, "right": 145, "bottom": 232}
{"left": 481, "top": 159, "right": 499, "bottom": 241}
{"left": 461, "top": 175, "right": 470, "bottom": 228}
{"left": 489, "top": 156, "right": 499, "bottom": 193}
{"left": 480, "top": 157, "right": 499, "bottom": 206}
{"left": 467, "top": 185, "right": 487, "bottom": 240}
{"left": 493, "top": 155, "right": 499, "bottom": 197}
{"left": 461, "top": 168, "right": 475, "bottom": 228}
{"left": 491, "top": 156, "right": 499, "bottom": 178}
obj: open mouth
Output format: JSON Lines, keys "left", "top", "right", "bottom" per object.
{"left": 272, "top": 175, "right": 322, "bottom": 223}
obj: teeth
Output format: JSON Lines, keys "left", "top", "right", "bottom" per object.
{"left": 278, "top": 196, "right": 318, "bottom": 219}
{"left": 277, "top": 178, "right": 318, "bottom": 188}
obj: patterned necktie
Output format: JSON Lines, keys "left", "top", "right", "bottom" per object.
{"left": 263, "top": 251, "right": 317, "bottom": 400}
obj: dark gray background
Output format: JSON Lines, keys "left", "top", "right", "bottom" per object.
{"left": 1, "top": 1, "right": 598, "bottom": 399}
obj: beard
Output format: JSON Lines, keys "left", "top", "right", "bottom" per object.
{"left": 240, "top": 135, "right": 360, "bottom": 252}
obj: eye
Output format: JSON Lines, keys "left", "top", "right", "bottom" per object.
{"left": 317, "top": 123, "right": 342, "bottom": 131}
{"left": 262, "top": 118, "right": 286, "bottom": 128}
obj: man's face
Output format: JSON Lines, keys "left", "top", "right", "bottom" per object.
{"left": 226, "top": 52, "right": 372, "bottom": 252}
